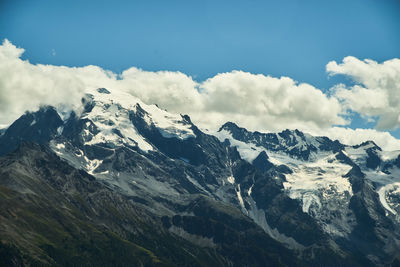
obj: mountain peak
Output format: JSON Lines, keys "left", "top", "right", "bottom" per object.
{"left": 97, "top": 87, "right": 111, "bottom": 94}
{"left": 353, "top": 140, "right": 382, "bottom": 151}
{"left": 219, "top": 121, "right": 241, "bottom": 132}
{"left": 252, "top": 150, "right": 274, "bottom": 173}
{"left": 0, "top": 106, "right": 63, "bottom": 156}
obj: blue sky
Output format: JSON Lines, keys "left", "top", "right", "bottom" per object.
{"left": 1, "top": 0, "right": 400, "bottom": 137}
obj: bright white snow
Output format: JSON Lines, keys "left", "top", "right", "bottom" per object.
{"left": 214, "top": 128, "right": 357, "bottom": 237}
{"left": 139, "top": 104, "right": 195, "bottom": 140}
{"left": 77, "top": 87, "right": 196, "bottom": 152}
{"left": 212, "top": 129, "right": 263, "bottom": 162}
{"left": 282, "top": 153, "right": 353, "bottom": 213}
{"left": 227, "top": 176, "right": 235, "bottom": 184}
{"left": 346, "top": 145, "right": 400, "bottom": 216}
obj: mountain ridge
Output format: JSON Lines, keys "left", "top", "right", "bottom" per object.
{"left": 1, "top": 88, "right": 399, "bottom": 266}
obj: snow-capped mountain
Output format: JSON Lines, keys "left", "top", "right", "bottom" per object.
{"left": 215, "top": 122, "right": 400, "bottom": 261}
{"left": 1, "top": 88, "right": 400, "bottom": 266}
{"left": 216, "top": 122, "right": 400, "bottom": 221}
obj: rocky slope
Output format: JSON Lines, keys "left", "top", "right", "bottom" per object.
{"left": 215, "top": 122, "right": 400, "bottom": 264}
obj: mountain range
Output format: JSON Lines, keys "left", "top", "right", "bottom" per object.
{"left": 1, "top": 87, "right": 400, "bottom": 266}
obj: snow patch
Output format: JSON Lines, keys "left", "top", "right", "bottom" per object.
{"left": 236, "top": 184, "right": 245, "bottom": 211}
{"left": 247, "top": 184, "right": 254, "bottom": 196}
{"left": 141, "top": 104, "right": 195, "bottom": 140}
{"left": 55, "top": 143, "right": 65, "bottom": 150}
{"left": 283, "top": 153, "right": 353, "bottom": 213}
{"left": 83, "top": 156, "right": 102, "bottom": 174}
{"left": 213, "top": 129, "right": 263, "bottom": 162}
{"left": 82, "top": 90, "right": 153, "bottom": 152}
{"left": 378, "top": 185, "right": 398, "bottom": 215}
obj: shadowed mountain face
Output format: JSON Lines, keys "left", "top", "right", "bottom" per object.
{"left": 0, "top": 88, "right": 399, "bottom": 266}
{"left": 0, "top": 143, "right": 301, "bottom": 266}
{"left": 0, "top": 106, "right": 63, "bottom": 157}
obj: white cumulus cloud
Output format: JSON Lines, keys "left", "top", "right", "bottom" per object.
{"left": 119, "top": 67, "right": 204, "bottom": 113}
{"left": 0, "top": 39, "right": 89, "bottom": 123}
{"left": 327, "top": 56, "right": 400, "bottom": 130}
{"left": 196, "top": 70, "right": 347, "bottom": 132}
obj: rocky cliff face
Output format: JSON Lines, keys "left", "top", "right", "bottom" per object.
{"left": 1, "top": 87, "right": 399, "bottom": 266}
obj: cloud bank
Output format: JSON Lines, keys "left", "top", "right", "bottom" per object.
{"left": 0, "top": 39, "right": 87, "bottom": 123}
{"left": 0, "top": 39, "right": 346, "bottom": 132}
{"left": 198, "top": 71, "right": 346, "bottom": 132}
{"left": 328, "top": 56, "right": 400, "bottom": 130}
{"left": 1, "top": 39, "right": 400, "bottom": 150}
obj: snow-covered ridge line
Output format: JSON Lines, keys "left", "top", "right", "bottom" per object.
{"left": 62, "top": 87, "right": 196, "bottom": 152}
{"left": 213, "top": 122, "right": 400, "bottom": 232}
